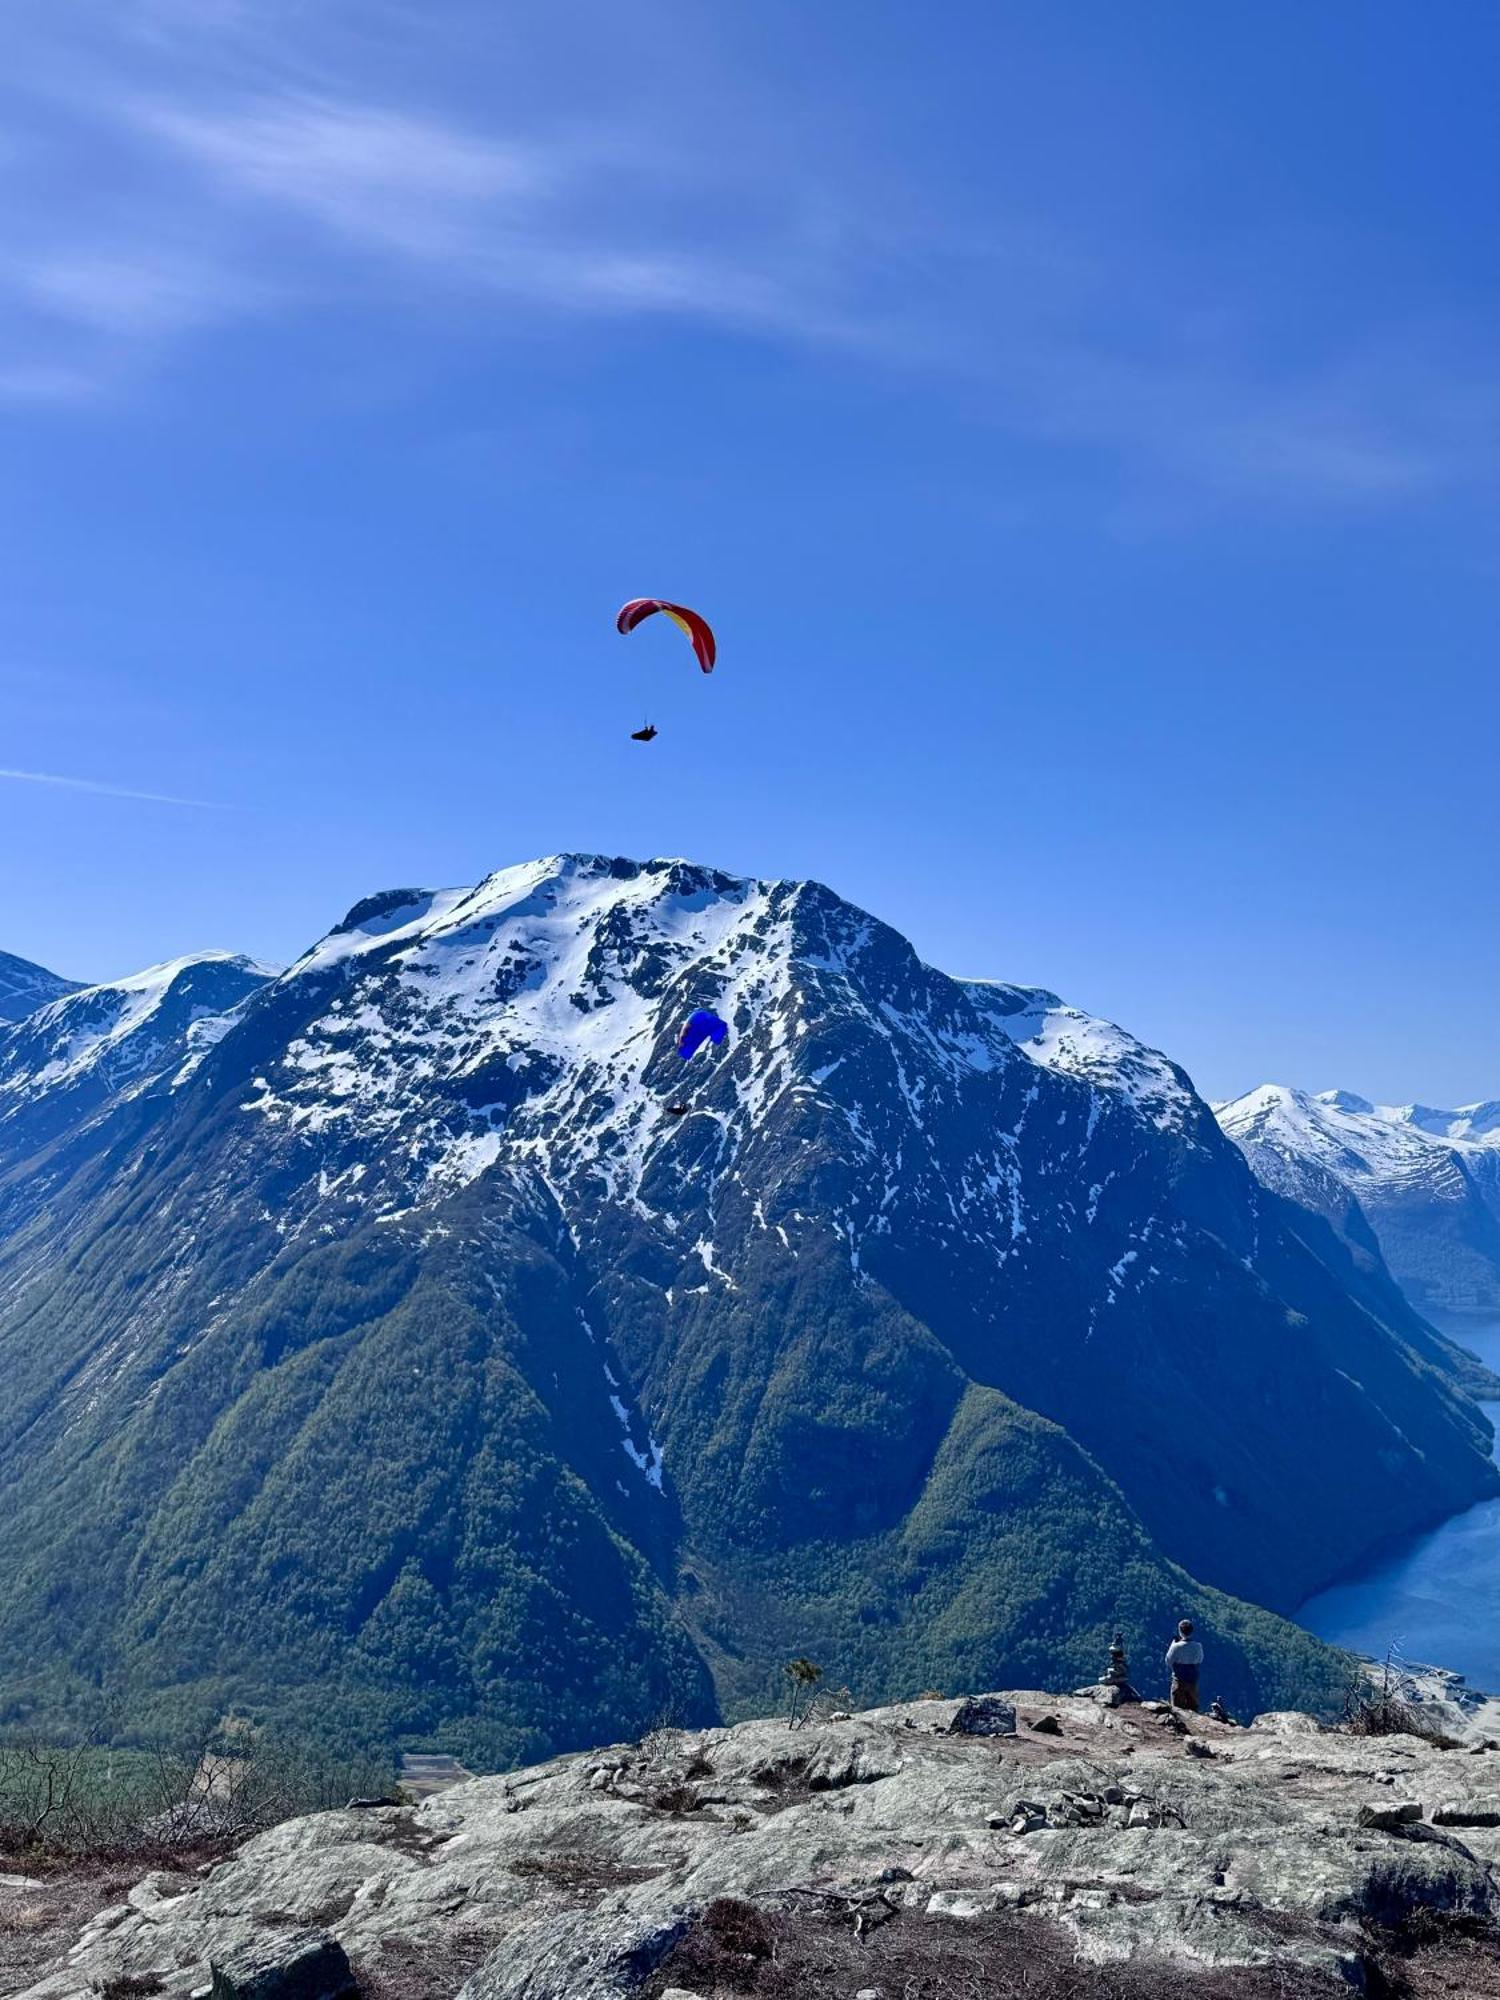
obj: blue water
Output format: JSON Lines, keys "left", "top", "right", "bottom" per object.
{"left": 1298, "top": 1319, "right": 1500, "bottom": 1691}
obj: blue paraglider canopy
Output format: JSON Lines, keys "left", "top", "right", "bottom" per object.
{"left": 677, "top": 1008, "right": 729, "bottom": 1061}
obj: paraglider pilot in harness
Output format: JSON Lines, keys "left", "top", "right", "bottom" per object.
{"left": 665, "top": 1008, "right": 728, "bottom": 1117}
{"left": 616, "top": 598, "right": 716, "bottom": 741}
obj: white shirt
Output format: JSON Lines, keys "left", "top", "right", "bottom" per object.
{"left": 1166, "top": 1638, "right": 1203, "bottom": 1669}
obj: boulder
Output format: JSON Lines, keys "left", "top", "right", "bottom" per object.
{"left": 209, "top": 1927, "right": 356, "bottom": 2000}
{"left": 927, "top": 1890, "right": 988, "bottom": 1919}
{"left": 1431, "top": 1802, "right": 1500, "bottom": 1827}
{"left": 949, "top": 1696, "right": 1017, "bottom": 1738}
{"left": 1356, "top": 1801, "right": 1423, "bottom": 1830}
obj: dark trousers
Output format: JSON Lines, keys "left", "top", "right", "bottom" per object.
{"left": 1171, "top": 1675, "right": 1200, "bottom": 1713}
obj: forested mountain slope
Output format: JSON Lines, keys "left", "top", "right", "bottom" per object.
{"left": 0, "top": 856, "right": 1489, "bottom": 1764}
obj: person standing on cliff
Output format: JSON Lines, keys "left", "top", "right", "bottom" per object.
{"left": 1165, "top": 1619, "right": 1203, "bottom": 1711}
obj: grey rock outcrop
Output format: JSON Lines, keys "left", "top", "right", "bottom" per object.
{"left": 17, "top": 1691, "right": 1500, "bottom": 1999}
{"left": 208, "top": 1926, "right": 356, "bottom": 1999}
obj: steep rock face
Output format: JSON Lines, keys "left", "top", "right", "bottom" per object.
{"left": 1217, "top": 1084, "right": 1500, "bottom": 1319}
{"left": 0, "top": 947, "right": 82, "bottom": 1022}
{"left": 0, "top": 856, "right": 1493, "bottom": 1754}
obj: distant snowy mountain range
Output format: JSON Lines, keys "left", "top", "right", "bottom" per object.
{"left": 1216, "top": 1085, "right": 1500, "bottom": 1319}
{"left": 0, "top": 947, "right": 83, "bottom": 1022}
{"left": 0, "top": 861, "right": 1494, "bottom": 1759}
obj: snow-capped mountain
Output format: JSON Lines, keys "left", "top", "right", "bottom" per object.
{"left": 0, "top": 855, "right": 1492, "bottom": 1758}
{"left": 0, "top": 947, "right": 83, "bottom": 1023}
{"left": 0, "top": 952, "right": 275, "bottom": 1244}
{"left": 0, "top": 951, "right": 274, "bottom": 1131}
{"left": 1384, "top": 1097, "right": 1500, "bottom": 1224}
{"left": 1402, "top": 1099, "right": 1500, "bottom": 1143}
{"left": 1217, "top": 1083, "right": 1500, "bottom": 1318}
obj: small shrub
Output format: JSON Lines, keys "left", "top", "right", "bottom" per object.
{"left": 648, "top": 1782, "right": 703, "bottom": 1816}
{"left": 0, "top": 1718, "right": 396, "bottom": 1867}
{"left": 782, "top": 1658, "right": 822, "bottom": 1730}
{"left": 1342, "top": 1646, "right": 1462, "bottom": 1749}
{"left": 661, "top": 1897, "right": 774, "bottom": 1993}
{"left": 1344, "top": 1697, "right": 1459, "bottom": 1748}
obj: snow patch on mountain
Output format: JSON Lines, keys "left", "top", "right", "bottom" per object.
{"left": 197, "top": 859, "right": 1270, "bottom": 1356}
{"left": 964, "top": 980, "right": 1200, "bottom": 1135}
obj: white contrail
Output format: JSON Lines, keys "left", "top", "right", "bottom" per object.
{"left": 0, "top": 767, "right": 220, "bottom": 808}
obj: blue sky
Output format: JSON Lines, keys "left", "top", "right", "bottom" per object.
{"left": 1, "top": 1, "right": 1496, "bottom": 1105}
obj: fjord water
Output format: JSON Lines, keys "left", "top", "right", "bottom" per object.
{"left": 1299, "top": 1319, "right": 1500, "bottom": 1690}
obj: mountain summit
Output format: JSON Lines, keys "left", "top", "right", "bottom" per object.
{"left": 0, "top": 855, "right": 1492, "bottom": 1761}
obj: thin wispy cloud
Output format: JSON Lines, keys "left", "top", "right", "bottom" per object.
{"left": 19, "top": 248, "right": 261, "bottom": 338}
{"left": 0, "top": 768, "right": 220, "bottom": 807}
{"left": 119, "top": 89, "right": 860, "bottom": 344}
{"left": 976, "top": 335, "right": 1468, "bottom": 512}
{"left": 2, "top": 5, "right": 1498, "bottom": 516}
{"left": 136, "top": 93, "right": 543, "bottom": 259}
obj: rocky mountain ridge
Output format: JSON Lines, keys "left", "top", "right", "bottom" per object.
{"left": 17, "top": 1682, "right": 1500, "bottom": 2000}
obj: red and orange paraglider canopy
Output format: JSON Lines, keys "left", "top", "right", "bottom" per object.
{"left": 615, "top": 598, "right": 717, "bottom": 674}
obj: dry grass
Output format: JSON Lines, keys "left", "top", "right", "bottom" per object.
{"left": 1373, "top": 1909, "right": 1500, "bottom": 2000}
{"left": 644, "top": 1897, "right": 1357, "bottom": 2000}
{"left": 1342, "top": 1699, "right": 1461, "bottom": 1751}
{"left": 347, "top": 1930, "right": 498, "bottom": 2000}
{"left": 508, "top": 1848, "right": 666, "bottom": 1900}
{"left": 0, "top": 1856, "right": 156, "bottom": 1998}
{"left": 644, "top": 1894, "right": 1500, "bottom": 2000}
